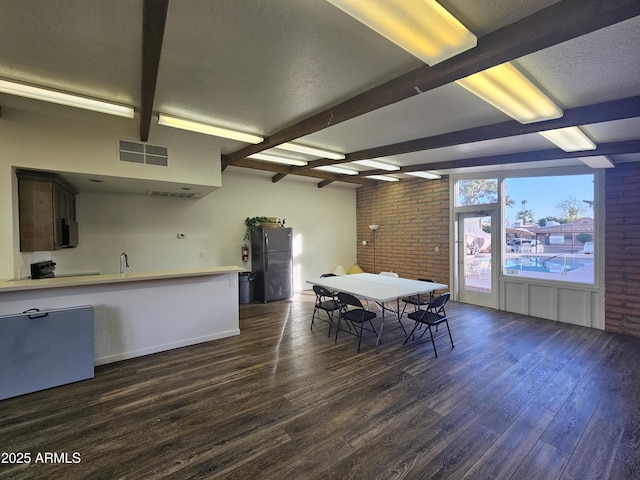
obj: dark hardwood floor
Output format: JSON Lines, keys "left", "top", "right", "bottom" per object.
{"left": 1, "top": 292, "right": 640, "bottom": 479}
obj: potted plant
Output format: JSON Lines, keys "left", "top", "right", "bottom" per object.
{"left": 244, "top": 216, "right": 270, "bottom": 241}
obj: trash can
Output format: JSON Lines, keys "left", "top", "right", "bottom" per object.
{"left": 239, "top": 272, "right": 254, "bottom": 304}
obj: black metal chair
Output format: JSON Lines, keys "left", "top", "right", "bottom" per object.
{"left": 311, "top": 285, "right": 340, "bottom": 336}
{"left": 319, "top": 272, "right": 340, "bottom": 295}
{"left": 403, "top": 293, "right": 453, "bottom": 358}
{"left": 400, "top": 278, "right": 436, "bottom": 318}
{"left": 335, "top": 292, "right": 378, "bottom": 353}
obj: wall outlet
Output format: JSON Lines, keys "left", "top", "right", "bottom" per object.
{"left": 229, "top": 277, "right": 237, "bottom": 288}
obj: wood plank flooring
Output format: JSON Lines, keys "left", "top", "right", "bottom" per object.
{"left": 1, "top": 292, "right": 640, "bottom": 479}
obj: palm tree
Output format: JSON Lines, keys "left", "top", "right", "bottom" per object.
{"left": 516, "top": 209, "right": 535, "bottom": 225}
{"left": 518, "top": 200, "right": 534, "bottom": 225}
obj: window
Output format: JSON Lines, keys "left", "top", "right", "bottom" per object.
{"left": 504, "top": 174, "right": 595, "bottom": 284}
{"left": 457, "top": 179, "right": 498, "bottom": 206}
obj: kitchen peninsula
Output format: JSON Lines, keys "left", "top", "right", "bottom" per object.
{"left": 0, "top": 266, "right": 245, "bottom": 365}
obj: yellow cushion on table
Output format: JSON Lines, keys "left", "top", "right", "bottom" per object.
{"left": 347, "top": 264, "right": 364, "bottom": 274}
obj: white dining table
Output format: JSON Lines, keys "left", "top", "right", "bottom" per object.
{"left": 307, "top": 273, "right": 448, "bottom": 352}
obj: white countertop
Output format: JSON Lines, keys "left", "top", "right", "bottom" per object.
{"left": 0, "top": 266, "right": 247, "bottom": 293}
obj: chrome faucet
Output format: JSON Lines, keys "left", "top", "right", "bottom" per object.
{"left": 119, "top": 252, "right": 130, "bottom": 274}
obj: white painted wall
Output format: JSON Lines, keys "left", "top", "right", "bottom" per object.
{"left": 32, "top": 169, "right": 357, "bottom": 291}
{"left": 0, "top": 96, "right": 221, "bottom": 186}
{"left": 0, "top": 96, "right": 221, "bottom": 278}
{"left": 1, "top": 96, "right": 358, "bottom": 285}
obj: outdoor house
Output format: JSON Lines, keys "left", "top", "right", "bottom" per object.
{"left": 531, "top": 217, "right": 595, "bottom": 253}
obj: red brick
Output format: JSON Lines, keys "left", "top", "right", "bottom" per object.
{"left": 605, "top": 163, "right": 640, "bottom": 339}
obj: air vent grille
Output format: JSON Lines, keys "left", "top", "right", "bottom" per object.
{"left": 148, "top": 191, "right": 198, "bottom": 198}
{"left": 119, "top": 140, "right": 168, "bottom": 167}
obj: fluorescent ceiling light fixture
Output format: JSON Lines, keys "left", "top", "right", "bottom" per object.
{"left": 157, "top": 114, "right": 263, "bottom": 144}
{"left": 327, "top": 0, "right": 477, "bottom": 66}
{"left": 538, "top": 126, "right": 597, "bottom": 152}
{"left": 277, "top": 142, "right": 345, "bottom": 160}
{"left": 0, "top": 79, "right": 134, "bottom": 118}
{"left": 455, "top": 63, "right": 563, "bottom": 124}
{"left": 353, "top": 159, "right": 400, "bottom": 171}
{"left": 247, "top": 153, "right": 308, "bottom": 166}
{"left": 405, "top": 171, "right": 441, "bottom": 179}
{"left": 366, "top": 174, "right": 399, "bottom": 182}
{"left": 314, "top": 165, "right": 359, "bottom": 175}
{"left": 579, "top": 155, "right": 614, "bottom": 169}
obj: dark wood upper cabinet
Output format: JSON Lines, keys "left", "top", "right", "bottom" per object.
{"left": 17, "top": 170, "right": 78, "bottom": 252}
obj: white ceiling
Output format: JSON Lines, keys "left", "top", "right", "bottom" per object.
{"left": 1, "top": 0, "right": 639, "bottom": 188}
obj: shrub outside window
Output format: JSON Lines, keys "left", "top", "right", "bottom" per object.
{"left": 457, "top": 179, "right": 498, "bottom": 206}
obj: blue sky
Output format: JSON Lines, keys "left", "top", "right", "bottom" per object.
{"left": 504, "top": 174, "right": 594, "bottom": 223}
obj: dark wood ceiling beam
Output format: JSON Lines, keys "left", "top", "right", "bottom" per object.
{"left": 221, "top": 156, "right": 375, "bottom": 186}
{"left": 271, "top": 173, "right": 287, "bottom": 183}
{"left": 226, "top": 0, "right": 640, "bottom": 163}
{"left": 398, "top": 139, "right": 640, "bottom": 172}
{"left": 140, "top": 0, "right": 169, "bottom": 142}
{"left": 221, "top": 154, "right": 230, "bottom": 170}
{"left": 317, "top": 179, "right": 335, "bottom": 188}
{"left": 222, "top": 96, "right": 640, "bottom": 182}
{"left": 303, "top": 95, "right": 640, "bottom": 169}
{"left": 223, "top": 96, "right": 640, "bottom": 180}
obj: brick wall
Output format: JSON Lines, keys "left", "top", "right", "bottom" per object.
{"left": 355, "top": 178, "right": 450, "bottom": 285}
{"left": 605, "top": 163, "right": 640, "bottom": 338}
{"left": 354, "top": 169, "right": 640, "bottom": 340}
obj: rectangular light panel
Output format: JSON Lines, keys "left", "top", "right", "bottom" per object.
{"left": 158, "top": 114, "right": 264, "bottom": 144}
{"left": 277, "top": 143, "right": 345, "bottom": 160}
{"left": 365, "top": 174, "right": 399, "bottom": 182}
{"left": 539, "top": 126, "right": 597, "bottom": 152}
{"left": 314, "top": 165, "right": 359, "bottom": 175}
{"left": 327, "top": 0, "right": 477, "bottom": 66}
{"left": 579, "top": 155, "right": 614, "bottom": 168}
{"left": 353, "top": 159, "right": 400, "bottom": 171}
{"left": 247, "top": 153, "right": 308, "bottom": 166}
{"left": 405, "top": 171, "right": 441, "bottom": 179}
{"left": 456, "top": 63, "right": 563, "bottom": 124}
{"left": 0, "top": 79, "right": 134, "bottom": 118}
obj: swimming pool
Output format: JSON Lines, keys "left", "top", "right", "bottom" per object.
{"left": 505, "top": 256, "right": 592, "bottom": 273}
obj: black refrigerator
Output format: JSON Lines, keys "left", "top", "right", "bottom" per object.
{"left": 251, "top": 227, "right": 293, "bottom": 303}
